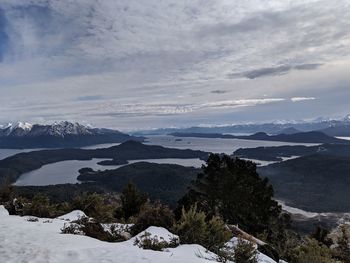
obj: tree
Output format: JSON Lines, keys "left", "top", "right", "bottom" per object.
{"left": 177, "top": 154, "right": 282, "bottom": 236}
{"left": 120, "top": 182, "right": 147, "bottom": 220}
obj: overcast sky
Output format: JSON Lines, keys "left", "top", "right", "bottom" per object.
{"left": 1, "top": 0, "right": 350, "bottom": 130}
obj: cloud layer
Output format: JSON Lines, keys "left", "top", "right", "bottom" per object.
{"left": 0, "top": 0, "right": 350, "bottom": 129}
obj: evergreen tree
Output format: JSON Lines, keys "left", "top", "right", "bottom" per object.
{"left": 177, "top": 154, "right": 282, "bottom": 235}
{"left": 120, "top": 182, "right": 147, "bottom": 220}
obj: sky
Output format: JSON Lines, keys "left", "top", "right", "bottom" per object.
{"left": 0, "top": 0, "right": 350, "bottom": 131}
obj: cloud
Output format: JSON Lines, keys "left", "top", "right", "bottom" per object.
{"left": 290, "top": 97, "right": 316, "bottom": 102}
{"left": 75, "top": 95, "right": 104, "bottom": 101}
{"left": 211, "top": 90, "right": 227, "bottom": 94}
{"left": 229, "top": 64, "right": 323, "bottom": 79}
{"left": 0, "top": 0, "right": 350, "bottom": 129}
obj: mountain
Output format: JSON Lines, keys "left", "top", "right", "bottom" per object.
{"left": 275, "top": 127, "right": 301, "bottom": 135}
{"left": 0, "top": 121, "right": 142, "bottom": 148}
{"left": 259, "top": 154, "right": 350, "bottom": 212}
{"left": 77, "top": 162, "right": 200, "bottom": 206}
{"left": 135, "top": 114, "right": 350, "bottom": 136}
{"left": 234, "top": 143, "right": 350, "bottom": 161}
{"left": 170, "top": 131, "right": 349, "bottom": 144}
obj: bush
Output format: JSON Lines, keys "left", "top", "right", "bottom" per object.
{"left": 234, "top": 238, "right": 258, "bottom": 263}
{"left": 330, "top": 224, "right": 350, "bottom": 262}
{"left": 174, "top": 204, "right": 208, "bottom": 245}
{"left": 120, "top": 182, "right": 147, "bottom": 220}
{"left": 131, "top": 201, "right": 175, "bottom": 235}
{"left": 291, "top": 238, "right": 338, "bottom": 263}
{"left": 71, "top": 193, "right": 115, "bottom": 222}
{"left": 134, "top": 231, "right": 179, "bottom": 251}
{"left": 174, "top": 204, "right": 231, "bottom": 252}
{"left": 61, "top": 216, "right": 126, "bottom": 242}
{"left": 22, "top": 193, "right": 57, "bottom": 218}
{"left": 205, "top": 216, "right": 232, "bottom": 253}
{"left": 0, "top": 178, "right": 13, "bottom": 203}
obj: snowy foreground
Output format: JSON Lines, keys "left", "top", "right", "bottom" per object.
{"left": 0, "top": 206, "right": 278, "bottom": 263}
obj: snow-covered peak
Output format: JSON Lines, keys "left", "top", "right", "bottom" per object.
{"left": 14, "top": 122, "right": 33, "bottom": 131}
{"left": 46, "top": 121, "right": 93, "bottom": 137}
{"left": 342, "top": 114, "right": 350, "bottom": 122}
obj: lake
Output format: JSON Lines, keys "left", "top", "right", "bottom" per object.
{"left": 14, "top": 158, "right": 205, "bottom": 186}
{"left": 144, "top": 135, "right": 315, "bottom": 154}
{"left": 10, "top": 135, "right": 315, "bottom": 186}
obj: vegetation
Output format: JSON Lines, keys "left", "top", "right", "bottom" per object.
{"left": 1, "top": 154, "right": 350, "bottom": 261}
{"left": 133, "top": 231, "right": 179, "bottom": 251}
{"left": 61, "top": 216, "right": 127, "bottom": 242}
{"left": 119, "top": 182, "right": 147, "bottom": 220}
{"left": 177, "top": 154, "right": 283, "bottom": 236}
{"left": 174, "top": 204, "right": 231, "bottom": 254}
{"left": 71, "top": 193, "right": 116, "bottom": 222}
{"left": 290, "top": 238, "right": 338, "bottom": 263}
{"left": 78, "top": 162, "right": 200, "bottom": 206}
{"left": 131, "top": 201, "right": 175, "bottom": 235}
{"left": 260, "top": 154, "right": 350, "bottom": 212}
{"left": 233, "top": 238, "right": 258, "bottom": 263}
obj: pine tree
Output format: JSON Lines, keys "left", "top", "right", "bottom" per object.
{"left": 177, "top": 154, "right": 282, "bottom": 235}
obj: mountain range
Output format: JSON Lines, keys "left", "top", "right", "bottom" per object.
{"left": 134, "top": 115, "right": 350, "bottom": 136}
{"left": 170, "top": 131, "right": 350, "bottom": 144}
{"left": 0, "top": 121, "right": 142, "bottom": 148}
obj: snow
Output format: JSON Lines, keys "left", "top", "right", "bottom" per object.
{"left": 130, "top": 226, "right": 179, "bottom": 243}
{"left": 225, "top": 237, "right": 278, "bottom": 263}
{"left": 14, "top": 122, "right": 33, "bottom": 131}
{"left": 57, "top": 210, "right": 87, "bottom": 221}
{"left": 0, "top": 206, "right": 279, "bottom": 263}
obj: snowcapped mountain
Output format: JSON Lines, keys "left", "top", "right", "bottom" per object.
{"left": 0, "top": 121, "right": 143, "bottom": 148}
{"left": 0, "top": 121, "right": 93, "bottom": 138}
{"left": 135, "top": 114, "right": 350, "bottom": 136}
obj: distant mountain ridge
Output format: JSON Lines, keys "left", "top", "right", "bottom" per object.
{"left": 170, "top": 131, "right": 350, "bottom": 144}
{"left": 135, "top": 114, "right": 350, "bottom": 136}
{"left": 0, "top": 121, "right": 142, "bottom": 148}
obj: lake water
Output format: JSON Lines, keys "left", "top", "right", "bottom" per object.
{"left": 144, "top": 135, "right": 315, "bottom": 154}
{"left": 14, "top": 158, "right": 205, "bottom": 186}
{"left": 10, "top": 135, "right": 315, "bottom": 186}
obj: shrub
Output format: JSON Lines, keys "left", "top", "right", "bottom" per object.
{"left": 0, "top": 178, "right": 13, "bottom": 203}
{"left": 132, "top": 201, "right": 175, "bottom": 235}
{"left": 61, "top": 216, "right": 125, "bottom": 242}
{"left": 72, "top": 193, "right": 114, "bottom": 222}
{"left": 291, "top": 238, "right": 338, "bottom": 263}
{"left": 173, "top": 204, "right": 208, "bottom": 245}
{"left": 134, "top": 231, "right": 179, "bottom": 251}
{"left": 22, "top": 193, "right": 57, "bottom": 218}
{"left": 331, "top": 224, "right": 350, "bottom": 262}
{"left": 174, "top": 204, "right": 231, "bottom": 252}
{"left": 234, "top": 238, "right": 258, "bottom": 263}
{"left": 120, "top": 182, "right": 147, "bottom": 220}
{"left": 205, "top": 216, "right": 232, "bottom": 253}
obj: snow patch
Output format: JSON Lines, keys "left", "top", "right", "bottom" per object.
{"left": 57, "top": 210, "right": 87, "bottom": 221}
{"left": 0, "top": 208, "right": 279, "bottom": 263}
{"left": 0, "top": 205, "right": 9, "bottom": 216}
